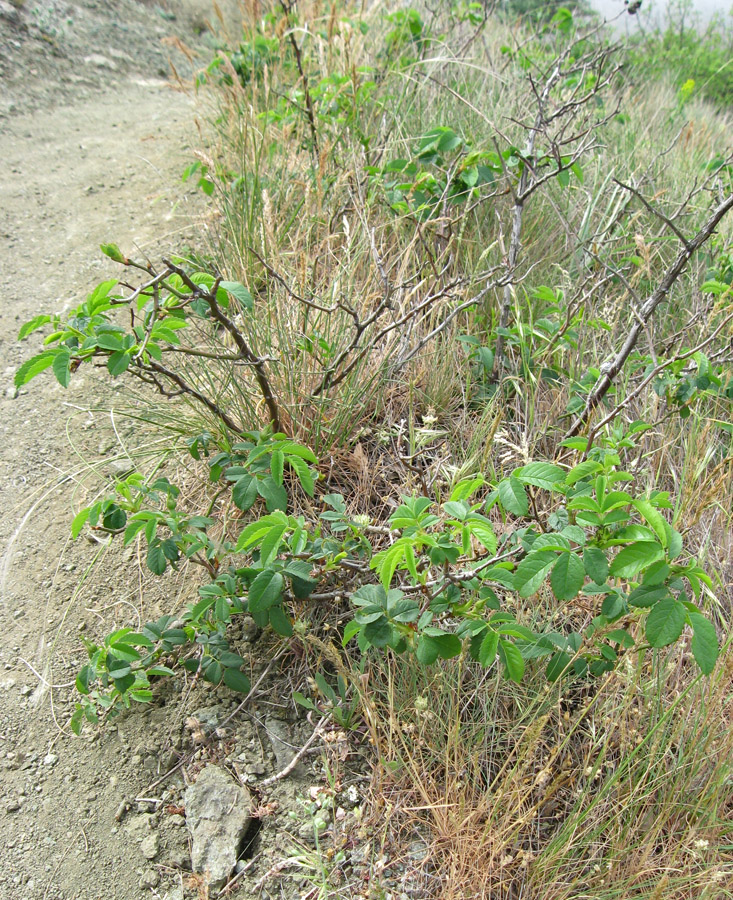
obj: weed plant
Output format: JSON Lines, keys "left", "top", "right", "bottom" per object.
{"left": 15, "top": 0, "right": 733, "bottom": 896}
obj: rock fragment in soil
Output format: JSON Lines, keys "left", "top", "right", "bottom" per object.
{"left": 265, "top": 716, "right": 298, "bottom": 770}
{"left": 140, "top": 832, "right": 160, "bottom": 860}
{"left": 138, "top": 869, "right": 160, "bottom": 889}
{"left": 184, "top": 766, "right": 252, "bottom": 893}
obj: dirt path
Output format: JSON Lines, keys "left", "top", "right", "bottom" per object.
{"left": 0, "top": 6, "right": 366, "bottom": 898}
{"left": 0, "top": 5, "right": 220, "bottom": 899}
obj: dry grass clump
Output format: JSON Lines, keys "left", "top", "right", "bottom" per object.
{"left": 359, "top": 645, "right": 733, "bottom": 899}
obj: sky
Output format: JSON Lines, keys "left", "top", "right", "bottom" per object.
{"left": 588, "top": 0, "right": 733, "bottom": 24}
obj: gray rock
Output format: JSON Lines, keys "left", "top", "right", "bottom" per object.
{"left": 190, "top": 705, "right": 224, "bottom": 731}
{"left": 138, "top": 869, "right": 160, "bottom": 889}
{"left": 184, "top": 766, "right": 251, "bottom": 892}
{"left": 84, "top": 54, "right": 118, "bottom": 71}
{"left": 124, "top": 812, "right": 155, "bottom": 842}
{"left": 140, "top": 832, "right": 160, "bottom": 860}
{"left": 0, "top": 2, "right": 20, "bottom": 25}
{"left": 265, "top": 717, "right": 297, "bottom": 770}
{"left": 240, "top": 616, "right": 260, "bottom": 643}
{"left": 163, "top": 846, "right": 190, "bottom": 870}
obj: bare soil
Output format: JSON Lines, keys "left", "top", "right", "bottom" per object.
{"left": 0, "top": 3, "right": 371, "bottom": 899}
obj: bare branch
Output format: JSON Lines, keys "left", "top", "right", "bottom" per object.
{"left": 566, "top": 192, "right": 733, "bottom": 438}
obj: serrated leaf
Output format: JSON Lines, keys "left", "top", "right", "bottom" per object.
{"left": 645, "top": 596, "right": 686, "bottom": 648}
{"left": 416, "top": 634, "right": 440, "bottom": 665}
{"left": 550, "top": 552, "right": 585, "bottom": 601}
{"left": 18, "top": 315, "right": 52, "bottom": 341}
{"left": 70, "top": 706, "right": 84, "bottom": 735}
{"left": 15, "top": 351, "right": 55, "bottom": 387}
{"left": 71, "top": 507, "right": 90, "bottom": 540}
{"left": 107, "top": 350, "right": 131, "bottom": 376}
{"left": 232, "top": 474, "right": 259, "bottom": 511}
{"left": 498, "top": 477, "right": 529, "bottom": 516}
{"left": 270, "top": 450, "right": 284, "bottom": 485}
{"left": 583, "top": 547, "right": 608, "bottom": 584}
{"left": 633, "top": 499, "right": 668, "bottom": 548}
{"left": 546, "top": 652, "right": 572, "bottom": 681}
{"left": 566, "top": 459, "right": 602, "bottom": 485}
{"left": 259, "top": 524, "right": 286, "bottom": 567}
{"left": 257, "top": 478, "right": 288, "bottom": 512}
{"left": 363, "top": 617, "right": 393, "bottom": 648}
{"left": 421, "top": 631, "right": 462, "bottom": 659}
{"left": 341, "top": 619, "right": 361, "bottom": 647}
{"left": 220, "top": 281, "right": 254, "bottom": 310}
{"left": 147, "top": 665, "right": 176, "bottom": 678}
{"left": 666, "top": 525, "right": 683, "bottom": 560}
{"left": 100, "top": 242, "right": 126, "bottom": 263}
{"left": 248, "top": 569, "right": 283, "bottom": 612}
{"left": 223, "top": 667, "right": 251, "bottom": 693}
{"left": 444, "top": 500, "right": 469, "bottom": 521}
{"left": 606, "top": 628, "right": 635, "bottom": 648}
{"left": 514, "top": 551, "right": 556, "bottom": 598}
{"left": 76, "top": 666, "right": 92, "bottom": 695}
{"left": 498, "top": 639, "right": 524, "bottom": 682}
{"left": 287, "top": 454, "right": 315, "bottom": 496}
{"left": 268, "top": 605, "right": 293, "bottom": 636}
{"left": 515, "top": 462, "right": 565, "bottom": 491}
{"left": 352, "top": 584, "right": 387, "bottom": 606}
{"left": 610, "top": 541, "right": 665, "bottom": 579}
{"left": 204, "top": 660, "right": 223, "bottom": 685}
{"left": 688, "top": 613, "right": 718, "bottom": 675}
{"left": 467, "top": 516, "right": 497, "bottom": 554}
{"left": 388, "top": 598, "right": 421, "bottom": 622}
{"left": 627, "top": 583, "right": 669, "bottom": 608}
{"left": 478, "top": 629, "right": 499, "bottom": 666}
{"left": 147, "top": 544, "right": 167, "bottom": 575}
{"left": 449, "top": 476, "right": 484, "bottom": 501}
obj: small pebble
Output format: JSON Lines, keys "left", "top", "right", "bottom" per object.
{"left": 138, "top": 870, "right": 160, "bottom": 889}
{"left": 140, "top": 833, "right": 160, "bottom": 860}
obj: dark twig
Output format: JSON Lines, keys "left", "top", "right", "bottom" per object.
{"left": 566, "top": 192, "right": 733, "bottom": 438}
{"left": 162, "top": 258, "right": 282, "bottom": 433}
